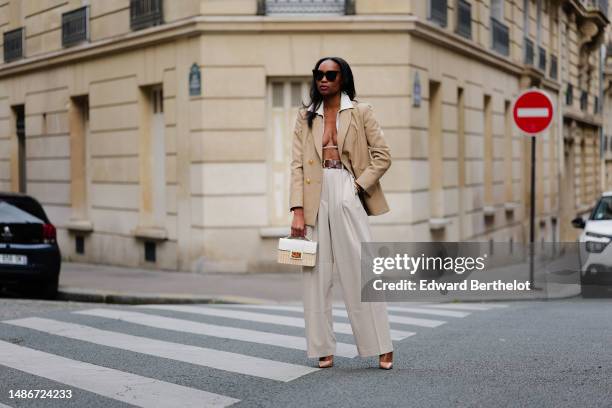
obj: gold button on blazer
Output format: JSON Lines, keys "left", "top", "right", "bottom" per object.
{"left": 289, "top": 99, "right": 392, "bottom": 227}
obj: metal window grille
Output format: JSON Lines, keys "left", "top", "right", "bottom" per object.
{"left": 550, "top": 55, "right": 558, "bottom": 79}
{"left": 130, "top": 0, "right": 163, "bottom": 31}
{"left": 538, "top": 46, "right": 546, "bottom": 71}
{"left": 3, "top": 27, "right": 24, "bottom": 63}
{"left": 456, "top": 0, "right": 471, "bottom": 39}
{"left": 491, "top": 18, "right": 509, "bottom": 56}
{"left": 524, "top": 38, "right": 534, "bottom": 65}
{"left": 62, "top": 6, "right": 88, "bottom": 47}
{"left": 429, "top": 0, "right": 448, "bottom": 27}
{"left": 262, "top": 0, "right": 350, "bottom": 15}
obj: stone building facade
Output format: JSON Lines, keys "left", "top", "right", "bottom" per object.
{"left": 0, "top": 0, "right": 608, "bottom": 273}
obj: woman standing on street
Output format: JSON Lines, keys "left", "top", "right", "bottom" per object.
{"left": 289, "top": 56, "right": 394, "bottom": 369}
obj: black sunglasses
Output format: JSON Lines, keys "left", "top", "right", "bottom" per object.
{"left": 312, "top": 69, "right": 339, "bottom": 82}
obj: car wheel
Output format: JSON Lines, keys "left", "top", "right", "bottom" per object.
{"left": 38, "top": 278, "right": 59, "bottom": 300}
{"left": 24, "top": 278, "right": 59, "bottom": 300}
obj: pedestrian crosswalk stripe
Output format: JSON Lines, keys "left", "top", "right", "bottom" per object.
{"left": 215, "top": 303, "right": 442, "bottom": 330}
{"left": 384, "top": 306, "right": 470, "bottom": 318}
{"left": 330, "top": 308, "right": 445, "bottom": 328}
{"left": 419, "top": 303, "right": 504, "bottom": 311}
{"left": 3, "top": 317, "right": 319, "bottom": 382}
{"left": 134, "top": 304, "right": 415, "bottom": 341}
{"left": 73, "top": 308, "right": 358, "bottom": 358}
{"left": 0, "top": 339, "right": 240, "bottom": 408}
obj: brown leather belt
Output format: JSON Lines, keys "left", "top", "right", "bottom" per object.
{"left": 322, "top": 159, "right": 343, "bottom": 169}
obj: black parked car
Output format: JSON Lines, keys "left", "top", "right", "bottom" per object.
{"left": 0, "top": 192, "right": 60, "bottom": 299}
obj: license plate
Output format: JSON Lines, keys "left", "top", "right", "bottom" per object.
{"left": 0, "top": 254, "right": 27, "bottom": 265}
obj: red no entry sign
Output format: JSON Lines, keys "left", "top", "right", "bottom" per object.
{"left": 512, "top": 89, "right": 554, "bottom": 134}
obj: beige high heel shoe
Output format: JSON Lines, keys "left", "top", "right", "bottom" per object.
{"left": 318, "top": 355, "right": 333, "bottom": 368}
{"left": 379, "top": 351, "right": 393, "bottom": 370}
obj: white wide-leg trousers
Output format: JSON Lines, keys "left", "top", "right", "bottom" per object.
{"left": 302, "top": 166, "right": 393, "bottom": 358}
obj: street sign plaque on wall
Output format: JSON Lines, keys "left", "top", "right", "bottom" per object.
{"left": 512, "top": 89, "right": 554, "bottom": 134}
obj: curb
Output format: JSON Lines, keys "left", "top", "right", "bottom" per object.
{"left": 56, "top": 287, "right": 276, "bottom": 305}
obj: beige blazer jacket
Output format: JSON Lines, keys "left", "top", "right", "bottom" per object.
{"left": 289, "top": 94, "right": 392, "bottom": 227}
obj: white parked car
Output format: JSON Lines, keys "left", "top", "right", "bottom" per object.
{"left": 572, "top": 191, "right": 612, "bottom": 290}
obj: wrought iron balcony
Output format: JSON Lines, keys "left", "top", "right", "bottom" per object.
{"left": 259, "top": 0, "right": 354, "bottom": 15}
{"left": 62, "top": 6, "right": 88, "bottom": 47}
{"left": 3, "top": 27, "right": 24, "bottom": 63}
{"left": 130, "top": 0, "right": 163, "bottom": 31}
{"left": 491, "top": 17, "right": 509, "bottom": 56}
{"left": 456, "top": 0, "right": 471, "bottom": 39}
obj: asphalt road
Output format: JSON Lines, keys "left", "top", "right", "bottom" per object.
{"left": 0, "top": 296, "right": 610, "bottom": 408}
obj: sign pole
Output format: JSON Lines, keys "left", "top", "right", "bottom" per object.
{"left": 529, "top": 135, "right": 536, "bottom": 288}
{"left": 512, "top": 88, "right": 553, "bottom": 291}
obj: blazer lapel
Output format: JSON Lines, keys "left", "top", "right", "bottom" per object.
{"left": 313, "top": 115, "right": 323, "bottom": 162}
{"left": 337, "top": 109, "right": 351, "bottom": 155}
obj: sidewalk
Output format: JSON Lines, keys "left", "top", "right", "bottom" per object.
{"left": 57, "top": 261, "right": 582, "bottom": 305}
{"left": 58, "top": 262, "right": 312, "bottom": 304}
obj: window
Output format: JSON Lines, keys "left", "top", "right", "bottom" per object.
{"left": 267, "top": 79, "right": 310, "bottom": 226}
{"left": 62, "top": 6, "right": 89, "bottom": 47}
{"left": 3, "top": 27, "right": 24, "bottom": 63}
{"left": 565, "top": 84, "right": 573, "bottom": 106}
{"left": 144, "top": 241, "right": 156, "bottom": 262}
{"left": 580, "top": 91, "right": 587, "bottom": 111}
{"left": 491, "top": 17, "right": 509, "bottom": 55}
{"left": 456, "top": 0, "right": 472, "bottom": 39}
{"left": 550, "top": 55, "right": 558, "bottom": 79}
{"left": 130, "top": 0, "right": 163, "bottom": 30}
{"left": 491, "top": 0, "right": 504, "bottom": 21}
{"left": 524, "top": 38, "right": 534, "bottom": 65}
{"left": 429, "top": 0, "right": 448, "bottom": 27}
{"left": 538, "top": 46, "right": 546, "bottom": 71}
{"left": 75, "top": 236, "right": 85, "bottom": 254}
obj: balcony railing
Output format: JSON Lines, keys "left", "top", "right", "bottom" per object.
{"left": 62, "top": 6, "right": 88, "bottom": 47}
{"left": 130, "top": 0, "right": 163, "bottom": 30}
{"left": 491, "top": 17, "right": 509, "bottom": 56}
{"left": 550, "top": 55, "right": 558, "bottom": 80}
{"left": 3, "top": 27, "right": 24, "bottom": 63}
{"left": 524, "top": 38, "right": 534, "bottom": 65}
{"left": 538, "top": 46, "right": 546, "bottom": 71}
{"left": 429, "top": 0, "right": 448, "bottom": 27}
{"left": 456, "top": 0, "right": 471, "bottom": 39}
{"left": 260, "top": 0, "right": 353, "bottom": 15}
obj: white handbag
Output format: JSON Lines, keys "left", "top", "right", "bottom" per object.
{"left": 277, "top": 235, "right": 317, "bottom": 267}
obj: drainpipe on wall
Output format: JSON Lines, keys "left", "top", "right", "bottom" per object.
{"left": 600, "top": 42, "right": 605, "bottom": 193}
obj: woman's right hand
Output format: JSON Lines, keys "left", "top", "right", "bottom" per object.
{"left": 291, "top": 208, "right": 305, "bottom": 237}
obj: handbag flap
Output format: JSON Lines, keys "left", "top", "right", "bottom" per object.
{"left": 278, "top": 237, "right": 317, "bottom": 254}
